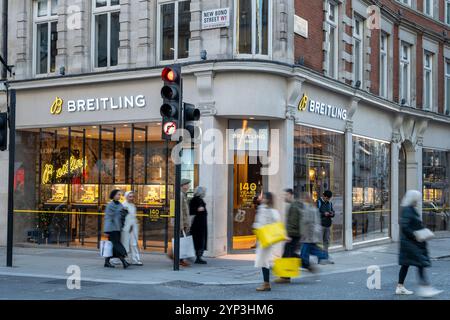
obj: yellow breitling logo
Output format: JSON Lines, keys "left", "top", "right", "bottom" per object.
{"left": 50, "top": 97, "right": 64, "bottom": 115}
{"left": 298, "top": 94, "right": 308, "bottom": 112}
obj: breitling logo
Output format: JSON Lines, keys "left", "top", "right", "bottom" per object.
{"left": 298, "top": 94, "right": 308, "bottom": 111}
{"left": 50, "top": 97, "right": 64, "bottom": 115}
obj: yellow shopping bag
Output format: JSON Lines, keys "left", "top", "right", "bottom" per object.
{"left": 273, "top": 258, "right": 301, "bottom": 278}
{"left": 253, "top": 222, "right": 287, "bottom": 249}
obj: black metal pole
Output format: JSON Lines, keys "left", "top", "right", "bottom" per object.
{"left": 164, "top": 138, "right": 169, "bottom": 253}
{"left": 6, "top": 89, "right": 16, "bottom": 267}
{"left": 1, "top": 0, "right": 8, "bottom": 80}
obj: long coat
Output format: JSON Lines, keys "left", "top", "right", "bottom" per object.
{"left": 104, "top": 201, "right": 123, "bottom": 233}
{"left": 189, "top": 196, "right": 208, "bottom": 252}
{"left": 121, "top": 201, "right": 139, "bottom": 253}
{"left": 180, "top": 191, "right": 190, "bottom": 233}
{"left": 399, "top": 206, "right": 431, "bottom": 268}
{"left": 253, "top": 204, "right": 281, "bottom": 269}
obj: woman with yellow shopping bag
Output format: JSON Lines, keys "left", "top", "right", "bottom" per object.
{"left": 253, "top": 192, "right": 282, "bottom": 292}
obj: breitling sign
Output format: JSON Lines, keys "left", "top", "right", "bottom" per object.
{"left": 298, "top": 94, "right": 348, "bottom": 121}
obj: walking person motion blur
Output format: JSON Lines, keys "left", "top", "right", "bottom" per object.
{"left": 253, "top": 192, "right": 281, "bottom": 292}
{"left": 103, "top": 189, "right": 130, "bottom": 269}
{"left": 121, "top": 191, "right": 143, "bottom": 266}
{"left": 274, "top": 188, "right": 302, "bottom": 284}
{"left": 190, "top": 186, "right": 208, "bottom": 264}
{"left": 300, "top": 193, "right": 328, "bottom": 273}
{"left": 317, "top": 190, "right": 335, "bottom": 264}
{"left": 396, "top": 190, "right": 443, "bottom": 297}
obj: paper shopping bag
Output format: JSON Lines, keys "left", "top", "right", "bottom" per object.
{"left": 172, "top": 231, "right": 196, "bottom": 259}
{"left": 254, "top": 222, "right": 287, "bottom": 248}
{"left": 273, "top": 258, "right": 301, "bottom": 278}
{"left": 100, "top": 240, "right": 113, "bottom": 258}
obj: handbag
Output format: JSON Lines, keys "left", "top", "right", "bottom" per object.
{"left": 253, "top": 222, "right": 287, "bottom": 249}
{"left": 414, "top": 228, "right": 434, "bottom": 242}
{"left": 273, "top": 258, "right": 301, "bottom": 278}
{"left": 172, "top": 231, "right": 196, "bottom": 259}
{"left": 120, "top": 208, "right": 129, "bottom": 229}
{"left": 100, "top": 240, "right": 113, "bottom": 258}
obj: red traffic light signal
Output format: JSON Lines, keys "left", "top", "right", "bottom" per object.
{"left": 161, "top": 67, "right": 179, "bottom": 83}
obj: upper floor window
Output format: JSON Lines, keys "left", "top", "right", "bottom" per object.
{"left": 446, "top": 0, "right": 450, "bottom": 24}
{"left": 325, "top": 1, "right": 339, "bottom": 79}
{"left": 445, "top": 60, "right": 450, "bottom": 115}
{"left": 235, "top": 0, "right": 271, "bottom": 57}
{"left": 399, "top": 0, "right": 411, "bottom": 6}
{"left": 424, "top": 0, "right": 433, "bottom": 17}
{"left": 34, "top": 0, "right": 59, "bottom": 75}
{"left": 353, "top": 16, "right": 364, "bottom": 85}
{"left": 423, "top": 52, "right": 433, "bottom": 110}
{"left": 92, "top": 0, "right": 120, "bottom": 69}
{"left": 380, "top": 33, "right": 389, "bottom": 98}
{"left": 400, "top": 42, "right": 411, "bottom": 106}
{"left": 158, "top": 0, "right": 191, "bottom": 62}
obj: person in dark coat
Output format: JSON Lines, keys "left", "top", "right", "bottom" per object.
{"left": 190, "top": 186, "right": 208, "bottom": 264}
{"left": 103, "top": 189, "right": 130, "bottom": 269}
{"left": 396, "top": 190, "right": 442, "bottom": 297}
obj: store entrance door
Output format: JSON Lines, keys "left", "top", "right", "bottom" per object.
{"left": 229, "top": 154, "right": 266, "bottom": 252}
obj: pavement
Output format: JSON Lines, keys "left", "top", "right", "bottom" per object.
{"left": 0, "top": 234, "right": 450, "bottom": 286}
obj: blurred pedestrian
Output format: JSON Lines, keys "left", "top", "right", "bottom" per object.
{"left": 180, "top": 179, "right": 192, "bottom": 267}
{"left": 104, "top": 189, "right": 130, "bottom": 269}
{"left": 317, "top": 190, "right": 335, "bottom": 264}
{"left": 396, "top": 190, "right": 443, "bottom": 297}
{"left": 253, "top": 192, "right": 281, "bottom": 292}
{"left": 121, "top": 191, "right": 143, "bottom": 266}
{"left": 300, "top": 193, "right": 328, "bottom": 273}
{"left": 190, "top": 186, "right": 208, "bottom": 264}
{"left": 274, "top": 188, "right": 301, "bottom": 284}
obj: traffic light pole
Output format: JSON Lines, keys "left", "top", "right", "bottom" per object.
{"left": 6, "top": 89, "right": 16, "bottom": 267}
{"left": 173, "top": 77, "right": 183, "bottom": 271}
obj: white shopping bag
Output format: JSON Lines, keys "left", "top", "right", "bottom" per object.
{"left": 100, "top": 240, "right": 113, "bottom": 258}
{"left": 172, "top": 231, "right": 196, "bottom": 259}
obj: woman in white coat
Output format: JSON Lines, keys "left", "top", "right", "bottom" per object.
{"left": 253, "top": 192, "right": 281, "bottom": 292}
{"left": 121, "top": 191, "right": 143, "bottom": 266}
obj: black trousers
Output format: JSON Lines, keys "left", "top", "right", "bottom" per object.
{"left": 107, "top": 231, "right": 127, "bottom": 259}
{"left": 282, "top": 236, "right": 300, "bottom": 258}
{"left": 398, "top": 265, "right": 428, "bottom": 286}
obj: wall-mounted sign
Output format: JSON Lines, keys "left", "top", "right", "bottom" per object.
{"left": 50, "top": 95, "right": 147, "bottom": 115}
{"left": 294, "top": 15, "right": 308, "bottom": 38}
{"left": 42, "top": 156, "right": 88, "bottom": 184}
{"left": 202, "top": 8, "right": 230, "bottom": 29}
{"left": 298, "top": 94, "right": 348, "bottom": 121}
{"left": 228, "top": 120, "right": 269, "bottom": 152}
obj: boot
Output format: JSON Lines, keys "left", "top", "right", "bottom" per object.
{"left": 120, "top": 257, "right": 130, "bottom": 269}
{"left": 195, "top": 256, "right": 207, "bottom": 264}
{"left": 256, "top": 282, "right": 271, "bottom": 292}
{"left": 104, "top": 258, "right": 115, "bottom": 268}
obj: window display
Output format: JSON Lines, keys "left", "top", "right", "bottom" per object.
{"left": 294, "top": 125, "right": 344, "bottom": 248}
{"left": 352, "top": 136, "right": 390, "bottom": 242}
{"left": 45, "top": 184, "right": 69, "bottom": 204}
{"left": 72, "top": 184, "right": 99, "bottom": 204}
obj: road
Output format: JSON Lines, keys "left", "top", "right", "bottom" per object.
{"left": 0, "top": 258, "right": 448, "bottom": 300}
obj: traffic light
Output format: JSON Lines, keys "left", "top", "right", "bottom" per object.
{"left": 183, "top": 103, "right": 200, "bottom": 140}
{"left": 160, "top": 65, "right": 181, "bottom": 140}
{"left": 0, "top": 113, "right": 7, "bottom": 151}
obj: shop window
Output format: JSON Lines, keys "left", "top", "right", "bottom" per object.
{"left": 235, "top": 0, "right": 271, "bottom": 57}
{"left": 294, "top": 125, "right": 345, "bottom": 248}
{"left": 325, "top": 1, "right": 339, "bottom": 79}
{"left": 422, "top": 149, "right": 450, "bottom": 231}
{"left": 380, "top": 32, "right": 389, "bottom": 99}
{"left": 92, "top": 0, "right": 120, "bottom": 68}
{"left": 353, "top": 15, "right": 364, "bottom": 86}
{"left": 352, "top": 136, "right": 391, "bottom": 243}
{"left": 34, "top": 0, "right": 58, "bottom": 75}
{"left": 158, "top": 0, "right": 191, "bottom": 62}
{"left": 400, "top": 42, "right": 411, "bottom": 106}
{"left": 423, "top": 52, "right": 433, "bottom": 111}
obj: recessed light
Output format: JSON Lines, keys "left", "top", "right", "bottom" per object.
{"left": 249, "top": 117, "right": 255, "bottom": 120}
{"left": 123, "top": 124, "right": 128, "bottom": 127}
{"left": 138, "top": 136, "right": 142, "bottom": 139}
{"left": 92, "top": 126, "right": 97, "bottom": 129}
{"left": 157, "top": 123, "right": 162, "bottom": 125}
{"left": 87, "top": 135, "right": 92, "bottom": 137}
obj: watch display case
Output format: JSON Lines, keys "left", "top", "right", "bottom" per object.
{"left": 137, "top": 184, "right": 174, "bottom": 206}
{"left": 45, "top": 184, "right": 69, "bottom": 204}
{"left": 72, "top": 184, "right": 99, "bottom": 205}
{"left": 101, "top": 184, "right": 132, "bottom": 203}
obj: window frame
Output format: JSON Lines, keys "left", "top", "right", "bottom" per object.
{"left": 32, "top": 0, "right": 59, "bottom": 77}
{"left": 91, "top": 0, "right": 121, "bottom": 71}
{"left": 423, "top": 51, "right": 433, "bottom": 111}
{"left": 379, "top": 32, "right": 389, "bottom": 99}
{"left": 157, "top": 0, "right": 192, "bottom": 64}
{"left": 353, "top": 15, "right": 364, "bottom": 86}
{"left": 445, "top": 59, "right": 450, "bottom": 115}
{"left": 446, "top": 0, "right": 450, "bottom": 25}
{"left": 424, "top": 0, "right": 433, "bottom": 17}
{"left": 326, "top": 1, "right": 339, "bottom": 79}
{"left": 399, "top": 42, "right": 411, "bottom": 106}
{"left": 233, "top": 0, "right": 273, "bottom": 59}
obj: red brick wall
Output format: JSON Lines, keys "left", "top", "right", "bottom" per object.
{"left": 439, "top": 0, "right": 446, "bottom": 22}
{"left": 417, "top": 0, "right": 424, "bottom": 12}
{"left": 294, "top": 0, "right": 324, "bottom": 71}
